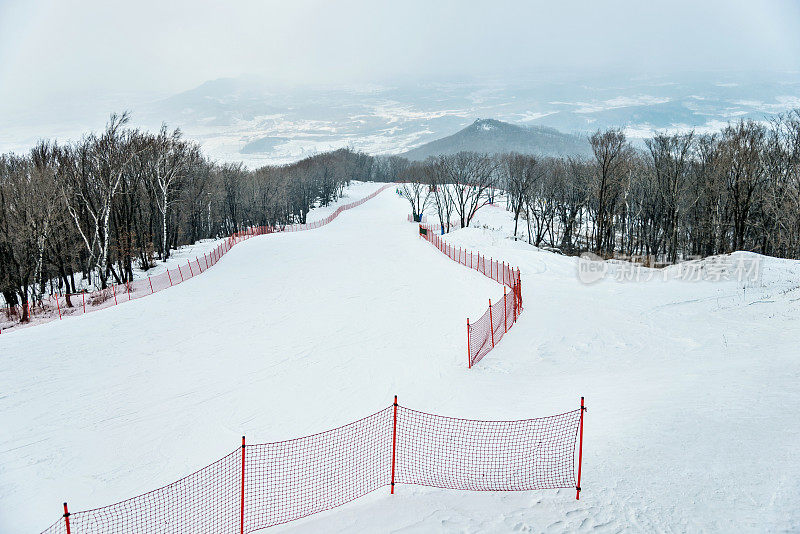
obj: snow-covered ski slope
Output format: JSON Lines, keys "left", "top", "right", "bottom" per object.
{"left": 2, "top": 182, "right": 799, "bottom": 532}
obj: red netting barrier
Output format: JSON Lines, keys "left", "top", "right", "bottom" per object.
{"left": 395, "top": 406, "right": 580, "bottom": 492}
{"left": 39, "top": 399, "right": 584, "bottom": 534}
{"left": 416, "top": 220, "right": 460, "bottom": 235}
{"left": 1, "top": 184, "right": 392, "bottom": 334}
{"left": 40, "top": 451, "right": 241, "bottom": 534}
{"left": 417, "top": 226, "right": 523, "bottom": 367}
{"left": 244, "top": 407, "right": 394, "bottom": 529}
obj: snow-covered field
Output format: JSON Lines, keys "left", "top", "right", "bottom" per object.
{"left": 1, "top": 183, "right": 799, "bottom": 532}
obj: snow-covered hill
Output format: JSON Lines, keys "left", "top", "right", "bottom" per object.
{"left": 400, "top": 119, "right": 591, "bottom": 160}
{"left": 1, "top": 184, "right": 799, "bottom": 532}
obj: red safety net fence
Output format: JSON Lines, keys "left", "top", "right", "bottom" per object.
{"left": 40, "top": 398, "right": 585, "bottom": 534}
{"left": 417, "top": 227, "right": 523, "bottom": 368}
{"left": 1, "top": 184, "right": 392, "bottom": 334}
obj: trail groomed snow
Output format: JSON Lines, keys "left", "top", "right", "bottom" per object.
{"left": 1, "top": 184, "right": 799, "bottom": 532}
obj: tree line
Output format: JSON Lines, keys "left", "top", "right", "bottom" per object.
{"left": 399, "top": 112, "right": 800, "bottom": 266}
{"left": 5, "top": 111, "right": 799, "bottom": 322}
{"left": 0, "top": 113, "right": 382, "bottom": 321}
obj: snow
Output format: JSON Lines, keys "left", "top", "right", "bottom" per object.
{"left": 2, "top": 184, "right": 800, "bottom": 532}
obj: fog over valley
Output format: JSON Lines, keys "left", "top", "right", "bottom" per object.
{"left": 2, "top": 72, "right": 800, "bottom": 166}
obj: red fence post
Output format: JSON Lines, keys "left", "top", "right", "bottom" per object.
{"left": 168, "top": 269, "right": 173, "bottom": 286}
{"left": 390, "top": 395, "right": 398, "bottom": 494}
{"left": 240, "top": 435, "right": 246, "bottom": 533}
{"left": 178, "top": 265, "right": 184, "bottom": 282}
{"left": 576, "top": 397, "right": 585, "bottom": 500}
{"left": 488, "top": 299, "right": 494, "bottom": 347}
{"left": 63, "top": 502, "right": 71, "bottom": 534}
{"left": 467, "top": 319, "right": 471, "bottom": 368}
{"left": 188, "top": 260, "right": 194, "bottom": 277}
{"left": 82, "top": 292, "right": 85, "bottom": 314}
{"left": 55, "top": 295, "right": 62, "bottom": 320}
{"left": 149, "top": 277, "right": 154, "bottom": 294}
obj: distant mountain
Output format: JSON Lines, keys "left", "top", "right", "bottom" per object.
{"left": 3, "top": 72, "right": 798, "bottom": 166}
{"left": 400, "top": 119, "right": 592, "bottom": 160}
{"left": 240, "top": 136, "right": 288, "bottom": 154}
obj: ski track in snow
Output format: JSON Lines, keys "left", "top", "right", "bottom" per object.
{"left": 1, "top": 185, "right": 799, "bottom": 532}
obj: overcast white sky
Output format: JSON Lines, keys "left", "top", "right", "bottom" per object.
{"left": 1, "top": 0, "right": 799, "bottom": 113}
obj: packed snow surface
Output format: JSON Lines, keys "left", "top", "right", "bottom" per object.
{"left": 1, "top": 185, "right": 799, "bottom": 532}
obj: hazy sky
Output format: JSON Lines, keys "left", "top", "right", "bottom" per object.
{"left": 1, "top": 0, "right": 799, "bottom": 112}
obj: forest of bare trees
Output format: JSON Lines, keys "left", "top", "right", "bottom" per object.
{"left": 401, "top": 112, "right": 800, "bottom": 266}
{"left": 0, "top": 113, "right": 378, "bottom": 321}
{"left": 5, "top": 111, "right": 800, "bottom": 323}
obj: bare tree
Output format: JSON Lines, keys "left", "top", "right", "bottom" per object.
{"left": 145, "top": 125, "right": 195, "bottom": 260}
{"left": 1, "top": 155, "right": 45, "bottom": 319}
{"left": 422, "top": 157, "right": 455, "bottom": 233}
{"left": 646, "top": 131, "right": 695, "bottom": 262}
{"left": 503, "top": 153, "right": 542, "bottom": 237}
{"left": 28, "top": 141, "right": 62, "bottom": 298}
{"left": 399, "top": 163, "right": 430, "bottom": 221}
{"left": 441, "top": 152, "right": 498, "bottom": 228}
{"left": 552, "top": 158, "right": 590, "bottom": 253}
{"left": 61, "top": 113, "right": 138, "bottom": 289}
{"left": 589, "top": 128, "right": 632, "bottom": 254}
{"left": 718, "top": 120, "right": 766, "bottom": 252}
